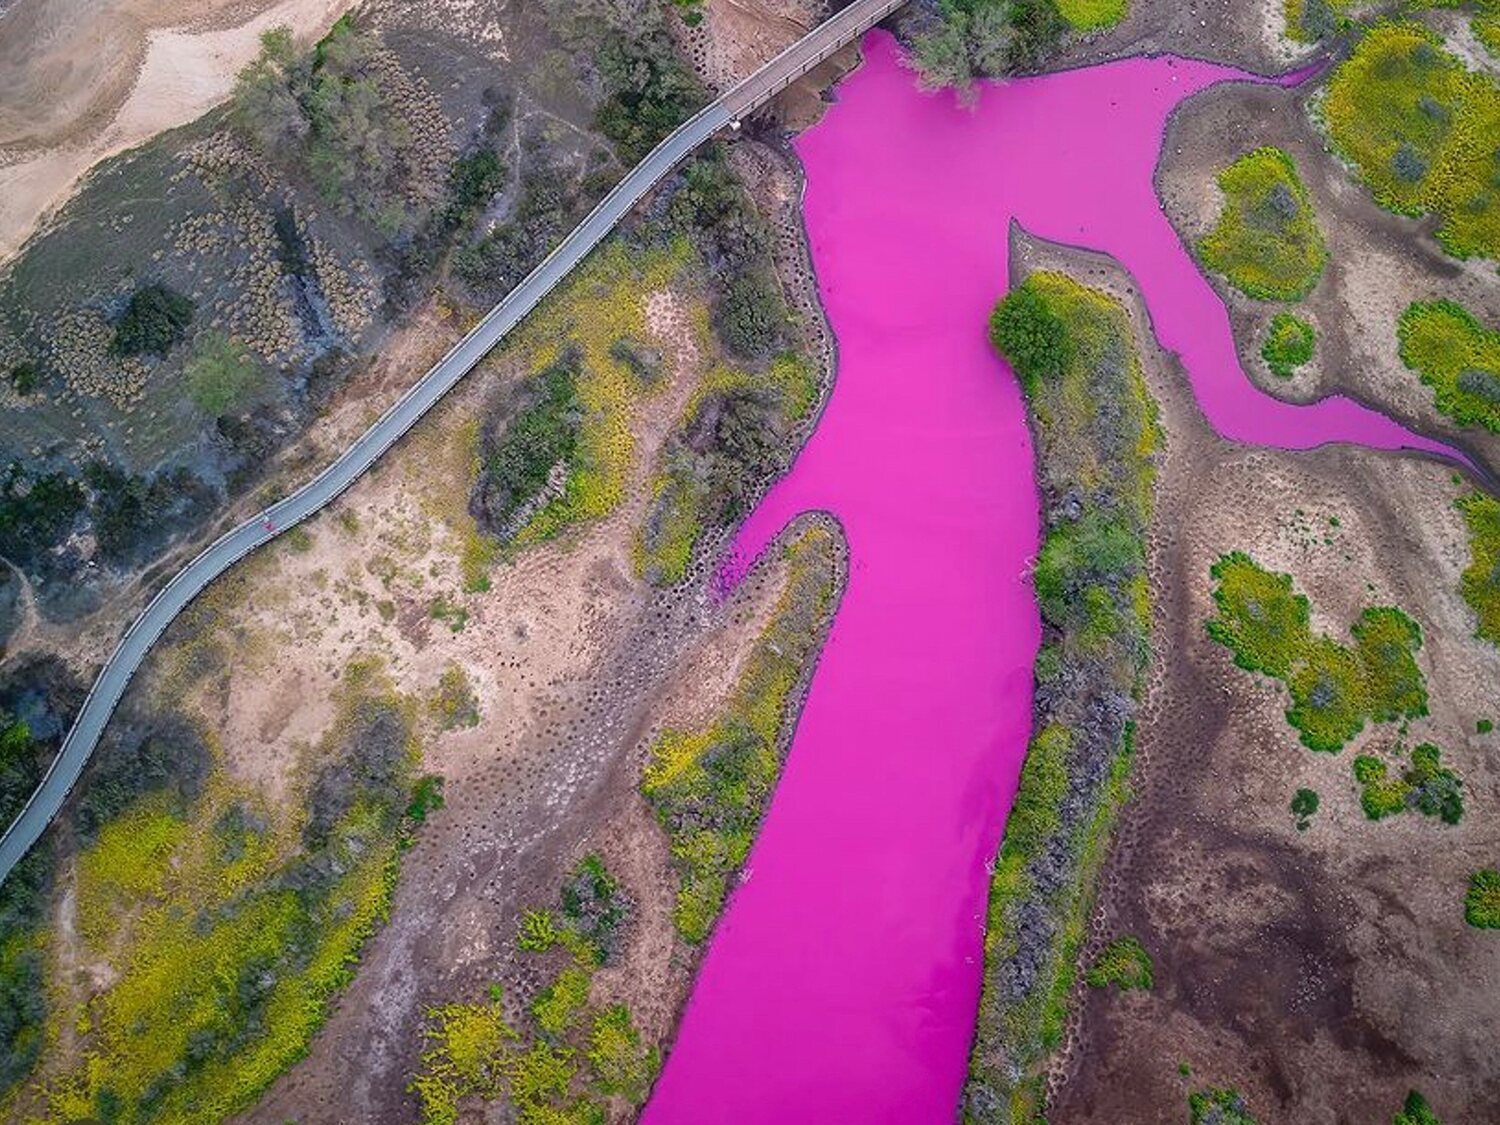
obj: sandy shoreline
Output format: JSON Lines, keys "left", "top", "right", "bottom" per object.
{"left": 0, "top": 0, "right": 353, "bottom": 264}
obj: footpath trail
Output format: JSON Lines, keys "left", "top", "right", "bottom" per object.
{"left": 0, "top": 0, "right": 909, "bottom": 885}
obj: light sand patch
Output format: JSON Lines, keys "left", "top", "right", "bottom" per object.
{"left": 0, "top": 0, "right": 353, "bottom": 262}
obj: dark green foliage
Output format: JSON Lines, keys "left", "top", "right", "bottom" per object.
{"left": 74, "top": 715, "right": 212, "bottom": 841}
{"left": 453, "top": 149, "right": 579, "bottom": 298}
{"left": 8, "top": 362, "right": 38, "bottom": 397}
{"left": 0, "top": 712, "right": 45, "bottom": 842}
{"left": 912, "top": 0, "right": 1068, "bottom": 91}
{"left": 83, "top": 462, "right": 215, "bottom": 566}
{"left": 560, "top": 854, "right": 632, "bottom": 966}
{"left": 1032, "top": 512, "right": 1143, "bottom": 623}
{"left": 593, "top": 29, "right": 706, "bottom": 165}
{"left": 112, "top": 283, "right": 195, "bottom": 357}
{"left": 0, "top": 463, "right": 86, "bottom": 568}
{"left": 1291, "top": 787, "right": 1319, "bottom": 829}
{"left": 989, "top": 282, "right": 1074, "bottom": 386}
{"left": 1261, "top": 313, "right": 1316, "bottom": 378}
{"left": 1190, "top": 1086, "right": 1257, "bottom": 1124}
{"left": 1394, "top": 1089, "right": 1442, "bottom": 1125}
{"left": 715, "top": 271, "right": 785, "bottom": 361}
{"left": 1464, "top": 868, "right": 1500, "bottom": 928}
{"left": 443, "top": 149, "right": 506, "bottom": 228}
{"left": 234, "top": 19, "right": 446, "bottom": 237}
{"left": 1084, "top": 935, "right": 1154, "bottom": 990}
{"left": 405, "top": 774, "right": 445, "bottom": 824}
{"left": 471, "top": 352, "right": 583, "bottom": 540}
{"left": 1479, "top": 718, "right": 1494, "bottom": 734}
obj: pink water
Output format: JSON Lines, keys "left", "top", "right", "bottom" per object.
{"left": 643, "top": 31, "right": 1460, "bottom": 1124}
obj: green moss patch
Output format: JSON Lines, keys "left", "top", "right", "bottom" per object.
{"left": 1055, "top": 0, "right": 1128, "bottom": 31}
{"left": 1198, "top": 147, "right": 1327, "bottom": 300}
{"left": 1206, "top": 551, "right": 1312, "bottom": 678}
{"left": 1398, "top": 300, "right": 1500, "bottom": 432}
{"left": 1322, "top": 22, "right": 1500, "bottom": 262}
{"left": 1261, "top": 313, "right": 1316, "bottom": 378}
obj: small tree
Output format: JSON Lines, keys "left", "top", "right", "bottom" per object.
{"left": 184, "top": 332, "right": 266, "bottom": 416}
{"left": 113, "top": 284, "right": 195, "bottom": 357}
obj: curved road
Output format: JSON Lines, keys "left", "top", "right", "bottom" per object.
{"left": 0, "top": 0, "right": 907, "bottom": 884}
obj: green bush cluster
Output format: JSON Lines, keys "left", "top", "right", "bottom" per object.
{"left": 1394, "top": 1089, "right": 1443, "bottom": 1125}
{"left": 112, "top": 283, "right": 195, "bottom": 358}
{"left": 911, "top": 0, "right": 1071, "bottom": 92}
{"left": 429, "top": 664, "right": 481, "bottom": 730}
{"left": 1261, "top": 313, "right": 1316, "bottom": 378}
{"left": 1291, "top": 786, "right": 1320, "bottom": 829}
{"left": 472, "top": 352, "right": 584, "bottom": 541}
{"left": 0, "top": 713, "right": 50, "bottom": 1098}
{"left": 1353, "top": 743, "right": 1463, "bottom": 823}
{"left": 411, "top": 855, "right": 656, "bottom": 1125}
{"left": 967, "top": 273, "right": 1159, "bottom": 1123}
{"left": 1398, "top": 300, "right": 1500, "bottom": 432}
{"left": 0, "top": 463, "right": 86, "bottom": 568}
{"left": 1456, "top": 490, "right": 1500, "bottom": 644}
{"left": 1322, "top": 21, "right": 1500, "bottom": 262}
{"left": 1284, "top": 0, "right": 1351, "bottom": 42}
{"left": 8, "top": 361, "right": 38, "bottom": 397}
{"left": 1464, "top": 868, "right": 1500, "bottom": 927}
{"left": 1206, "top": 553, "right": 1428, "bottom": 751}
{"left": 234, "top": 19, "right": 449, "bottom": 237}
{"left": 1084, "top": 935, "right": 1154, "bottom": 990}
{"left": 1190, "top": 1087, "right": 1257, "bottom": 1124}
{"left": 1197, "top": 148, "right": 1327, "bottom": 301}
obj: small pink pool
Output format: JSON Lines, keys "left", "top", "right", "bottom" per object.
{"left": 644, "top": 30, "right": 1457, "bottom": 1124}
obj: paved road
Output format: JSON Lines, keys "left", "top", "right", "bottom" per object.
{"left": 0, "top": 0, "right": 907, "bottom": 884}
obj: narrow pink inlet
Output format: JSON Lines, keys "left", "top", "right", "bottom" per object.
{"left": 646, "top": 30, "right": 1461, "bottom": 1124}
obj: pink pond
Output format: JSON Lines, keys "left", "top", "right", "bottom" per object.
{"left": 644, "top": 30, "right": 1458, "bottom": 1124}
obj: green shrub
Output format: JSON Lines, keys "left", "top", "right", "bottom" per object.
{"left": 1084, "top": 935, "right": 1154, "bottom": 990}
{"left": 1190, "top": 1087, "right": 1257, "bottom": 1124}
{"left": 559, "top": 854, "right": 631, "bottom": 966}
{"left": 989, "top": 282, "right": 1075, "bottom": 386}
{"left": 1352, "top": 606, "right": 1428, "bottom": 722}
{"left": 405, "top": 774, "right": 446, "bottom": 824}
{"left": 1207, "top": 555, "right": 1429, "bottom": 751}
{"left": 911, "top": 0, "right": 1068, "bottom": 91}
{"left": 1322, "top": 22, "right": 1500, "bottom": 262}
{"left": 1456, "top": 490, "right": 1500, "bottom": 643}
{"left": 472, "top": 352, "right": 583, "bottom": 540}
{"left": 185, "top": 332, "right": 267, "bottom": 417}
{"left": 1394, "top": 1089, "right": 1442, "bottom": 1125}
{"left": 1356, "top": 744, "right": 1464, "bottom": 824}
{"left": 1464, "top": 868, "right": 1500, "bottom": 927}
{"left": 1205, "top": 551, "right": 1312, "bottom": 678}
{"left": 1054, "top": 0, "right": 1127, "bottom": 30}
{"left": 1291, "top": 787, "right": 1319, "bottom": 829}
{"left": 112, "top": 283, "right": 195, "bottom": 357}
{"left": 8, "top": 362, "right": 38, "bottom": 397}
{"left": 586, "top": 1004, "right": 657, "bottom": 1101}
{"left": 1398, "top": 300, "right": 1500, "bottom": 432}
{"left": 1197, "top": 147, "right": 1327, "bottom": 300}
{"left": 1261, "top": 313, "right": 1316, "bottom": 378}
{"left": 517, "top": 909, "right": 560, "bottom": 953}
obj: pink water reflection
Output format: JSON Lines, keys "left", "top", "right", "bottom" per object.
{"left": 645, "top": 30, "right": 1457, "bottom": 1123}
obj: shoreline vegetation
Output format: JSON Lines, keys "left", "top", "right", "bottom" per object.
{"left": 908, "top": 0, "right": 1128, "bottom": 94}
{"left": 965, "top": 269, "right": 1161, "bottom": 1122}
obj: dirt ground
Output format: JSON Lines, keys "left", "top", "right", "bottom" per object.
{"left": 0, "top": 0, "right": 355, "bottom": 261}
{"left": 1156, "top": 76, "right": 1500, "bottom": 485}
{"left": 1009, "top": 233, "right": 1500, "bottom": 1123}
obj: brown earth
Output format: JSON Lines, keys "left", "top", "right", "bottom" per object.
{"left": 1155, "top": 76, "right": 1500, "bottom": 485}
{"left": 1009, "top": 233, "right": 1500, "bottom": 1123}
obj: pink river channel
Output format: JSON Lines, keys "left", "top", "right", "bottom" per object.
{"left": 643, "top": 29, "right": 1459, "bottom": 1124}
